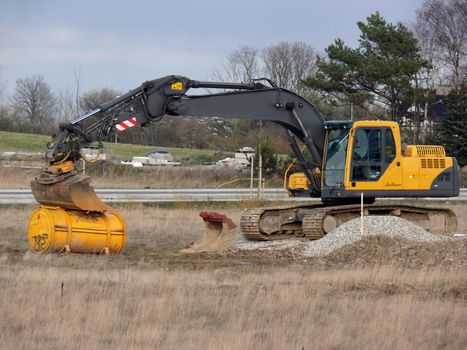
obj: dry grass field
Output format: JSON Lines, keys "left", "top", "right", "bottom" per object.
{"left": 0, "top": 162, "right": 285, "bottom": 189}
{"left": 0, "top": 164, "right": 253, "bottom": 189}
{"left": 0, "top": 204, "right": 466, "bottom": 350}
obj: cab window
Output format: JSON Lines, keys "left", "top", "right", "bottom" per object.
{"left": 351, "top": 128, "right": 382, "bottom": 181}
{"left": 323, "top": 128, "right": 350, "bottom": 187}
{"left": 351, "top": 127, "right": 396, "bottom": 182}
{"left": 384, "top": 129, "right": 396, "bottom": 163}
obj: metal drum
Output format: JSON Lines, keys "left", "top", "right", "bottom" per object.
{"left": 27, "top": 206, "right": 126, "bottom": 254}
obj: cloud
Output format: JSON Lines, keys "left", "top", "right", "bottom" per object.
{"left": 0, "top": 47, "right": 112, "bottom": 65}
{"left": 0, "top": 0, "right": 424, "bottom": 94}
{"left": 46, "top": 28, "right": 76, "bottom": 43}
{"left": 1, "top": 26, "right": 77, "bottom": 47}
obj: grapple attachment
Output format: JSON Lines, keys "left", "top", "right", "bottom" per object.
{"left": 180, "top": 211, "right": 238, "bottom": 253}
{"left": 31, "top": 174, "right": 111, "bottom": 212}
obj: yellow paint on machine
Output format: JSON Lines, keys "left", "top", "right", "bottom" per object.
{"left": 171, "top": 82, "right": 184, "bottom": 91}
{"left": 27, "top": 206, "right": 126, "bottom": 254}
{"left": 345, "top": 121, "right": 452, "bottom": 191}
{"left": 286, "top": 120, "right": 454, "bottom": 193}
{"left": 287, "top": 172, "right": 310, "bottom": 190}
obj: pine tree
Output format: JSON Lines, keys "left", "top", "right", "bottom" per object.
{"left": 434, "top": 90, "right": 467, "bottom": 166}
{"left": 254, "top": 137, "right": 278, "bottom": 174}
{"left": 304, "top": 12, "right": 422, "bottom": 121}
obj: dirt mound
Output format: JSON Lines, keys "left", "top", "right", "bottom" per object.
{"left": 180, "top": 212, "right": 237, "bottom": 253}
{"left": 315, "top": 235, "right": 467, "bottom": 269}
{"left": 225, "top": 236, "right": 467, "bottom": 268}
{"left": 228, "top": 214, "right": 466, "bottom": 268}
{"left": 304, "top": 216, "right": 449, "bottom": 257}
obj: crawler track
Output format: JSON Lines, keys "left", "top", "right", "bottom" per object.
{"left": 239, "top": 208, "right": 267, "bottom": 241}
{"left": 240, "top": 204, "right": 321, "bottom": 241}
{"left": 302, "top": 208, "right": 330, "bottom": 240}
{"left": 240, "top": 204, "right": 457, "bottom": 241}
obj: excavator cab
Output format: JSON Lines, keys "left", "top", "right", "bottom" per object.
{"left": 288, "top": 120, "right": 460, "bottom": 201}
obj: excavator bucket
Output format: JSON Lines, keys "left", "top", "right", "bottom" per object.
{"left": 180, "top": 211, "right": 238, "bottom": 253}
{"left": 31, "top": 174, "right": 111, "bottom": 212}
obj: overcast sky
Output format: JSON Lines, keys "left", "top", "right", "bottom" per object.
{"left": 1, "top": 0, "right": 424, "bottom": 95}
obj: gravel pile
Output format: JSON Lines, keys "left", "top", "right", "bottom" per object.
{"left": 303, "top": 215, "right": 450, "bottom": 257}
{"left": 232, "top": 215, "right": 454, "bottom": 257}
{"left": 232, "top": 234, "right": 306, "bottom": 251}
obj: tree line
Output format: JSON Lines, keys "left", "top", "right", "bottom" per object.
{"left": 0, "top": 0, "right": 465, "bottom": 165}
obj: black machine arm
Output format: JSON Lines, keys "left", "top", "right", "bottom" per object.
{"left": 45, "top": 75, "right": 326, "bottom": 194}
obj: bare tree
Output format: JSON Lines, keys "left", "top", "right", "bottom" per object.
{"left": 0, "top": 66, "right": 6, "bottom": 104}
{"left": 211, "top": 45, "right": 261, "bottom": 149}
{"left": 0, "top": 69, "right": 5, "bottom": 104}
{"left": 73, "top": 67, "right": 81, "bottom": 116}
{"left": 263, "top": 42, "right": 292, "bottom": 88}
{"left": 57, "top": 89, "right": 78, "bottom": 122}
{"left": 262, "top": 41, "right": 317, "bottom": 93}
{"left": 290, "top": 42, "right": 318, "bottom": 93}
{"left": 57, "top": 67, "right": 83, "bottom": 122}
{"left": 0, "top": 68, "right": 12, "bottom": 131}
{"left": 212, "top": 45, "right": 260, "bottom": 83}
{"left": 412, "top": 18, "right": 440, "bottom": 143}
{"left": 416, "top": 0, "right": 467, "bottom": 93}
{"left": 80, "top": 87, "right": 121, "bottom": 111}
{"left": 414, "top": 16, "right": 442, "bottom": 86}
{"left": 11, "top": 75, "right": 56, "bottom": 134}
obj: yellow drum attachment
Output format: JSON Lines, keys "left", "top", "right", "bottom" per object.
{"left": 27, "top": 206, "right": 126, "bottom": 254}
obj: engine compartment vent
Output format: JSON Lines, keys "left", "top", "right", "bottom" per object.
{"left": 406, "top": 145, "right": 446, "bottom": 157}
{"left": 421, "top": 158, "right": 446, "bottom": 169}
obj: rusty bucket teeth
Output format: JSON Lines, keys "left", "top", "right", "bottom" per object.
{"left": 31, "top": 174, "right": 111, "bottom": 212}
{"left": 180, "top": 211, "right": 238, "bottom": 253}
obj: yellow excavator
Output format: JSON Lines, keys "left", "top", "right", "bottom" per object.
{"left": 27, "top": 75, "right": 459, "bottom": 253}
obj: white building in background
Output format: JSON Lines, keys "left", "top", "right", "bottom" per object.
{"left": 81, "top": 148, "right": 107, "bottom": 160}
{"left": 216, "top": 146, "right": 255, "bottom": 169}
{"left": 121, "top": 149, "right": 181, "bottom": 167}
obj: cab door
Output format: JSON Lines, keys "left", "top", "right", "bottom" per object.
{"left": 348, "top": 127, "right": 402, "bottom": 190}
{"left": 380, "top": 128, "right": 402, "bottom": 189}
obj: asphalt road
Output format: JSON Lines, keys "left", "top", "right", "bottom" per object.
{"left": 0, "top": 188, "right": 465, "bottom": 204}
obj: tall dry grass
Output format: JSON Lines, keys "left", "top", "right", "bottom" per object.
{"left": 0, "top": 164, "right": 266, "bottom": 189}
{"left": 0, "top": 205, "right": 231, "bottom": 256}
{"left": 0, "top": 165, "right": 40, "bottom": 189}
{"left": 0, "top": 205, "right": 466, "bottom": 349}
{"left": 0, "top": 263, "right": 465, "bottom": 350}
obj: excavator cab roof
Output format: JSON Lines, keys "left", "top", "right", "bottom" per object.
{"left": 323, "top": 120, "right": 354, "bottom": 130}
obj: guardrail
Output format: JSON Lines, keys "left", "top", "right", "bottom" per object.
{"left": 0, "top": 188, "right": 465, "bottom": 204}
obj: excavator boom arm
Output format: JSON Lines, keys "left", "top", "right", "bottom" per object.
{"left": 45, "top": 75, "right": 326, "bottom": 194}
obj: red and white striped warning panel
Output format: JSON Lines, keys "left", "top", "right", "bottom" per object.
{"left": 116, "top": 117, "right": 137, "bottom": 132}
